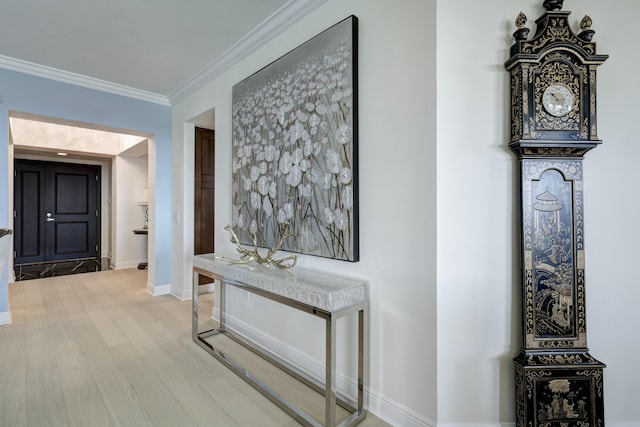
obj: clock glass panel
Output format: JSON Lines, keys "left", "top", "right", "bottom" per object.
{"left": 542, "top": 84, "right": 574, "bottom": 117}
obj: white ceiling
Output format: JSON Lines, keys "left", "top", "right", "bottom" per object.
{"left": 10, "top": 116, "right": 147, "bottom": 158}
{"left": 0, "top": 0, "right": 324, "bottom": 104}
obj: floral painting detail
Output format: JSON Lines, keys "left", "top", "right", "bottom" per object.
{"left": 231, "top": 16, "right": 359, "bottom": 262}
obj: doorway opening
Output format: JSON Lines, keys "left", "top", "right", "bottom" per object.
{"left": 8, "top": 111, "right": 152, "bottom": 281}
{"left": 194, "top": 127, "right": 215, "bottom": 286}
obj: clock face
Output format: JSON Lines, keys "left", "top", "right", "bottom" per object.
{"left": 542, "top": 84, "right": 574, "bottom": 117}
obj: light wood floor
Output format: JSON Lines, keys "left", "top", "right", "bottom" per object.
{"left": 0, "top": 269, "right": 389, "bottom": 427}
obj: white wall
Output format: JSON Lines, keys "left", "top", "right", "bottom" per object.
{"left": 172, "top": 0, "right": 436, "bottom": 425}
{"left": 437, "top": 0, "right": 517, "bottom": 422}
{"left": 111, "top": 153, "right": 148, "bottom": 269}
{"left": 581, "top": 0, "right": 640, "bottom": 421}
{"left": 172, "top": 0, "right": 640, "bottom": 425}
{"left": 438, "top": 0, "right": 640, "bottom": 426}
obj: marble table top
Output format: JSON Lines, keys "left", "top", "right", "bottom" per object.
{"left": 194, "top": 253, "right": 368, "bottom": 312}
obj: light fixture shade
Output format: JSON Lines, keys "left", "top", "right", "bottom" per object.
{"left": 138, "top": 188, "right": 149, "bottom": 205}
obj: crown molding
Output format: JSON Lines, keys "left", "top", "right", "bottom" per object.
{"left": 0, "top": 0, "right": 326, "bottom": 107}
{"left": 168, "top": 0, "right": 328, "bottom": 105}
{"left": 0, "top": 55, "right": 171, "bottom": 106}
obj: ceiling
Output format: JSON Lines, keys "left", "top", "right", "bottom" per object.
{"left": 10, "top": 114, "right": 148, "bottom": 159}
{"left": 0, "top": 0, "right": 323, "bottom": 104}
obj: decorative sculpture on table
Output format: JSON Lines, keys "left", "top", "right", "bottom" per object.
{"left": 218, "top": 223, "right": 297, "bottom": 269}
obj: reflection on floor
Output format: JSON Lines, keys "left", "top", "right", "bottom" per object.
{"left": 14, "top": 258, "right": 110, "bottom": 281}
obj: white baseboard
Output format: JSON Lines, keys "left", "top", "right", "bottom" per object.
{"left": 112, "top": 260, "right": 146, "bottom": 270}
{"left": 171, "top": 285, "right": 193, "bottom": 301}
{"left": 198, "top": 283, "right": 215, "bottom": 294}
{"left": 172, "top": 282, "right": 215, "bottom": 301}
{"left": 213, "top": 309, "right": 432, "bottom": 427}
{"left": 437, "top": 425, "right": 509, "bottom": 427}
{"left": 367, "top": 392, "right": 435, "bottom": 427}
{"left": 435, "top": 422, "right": 640, "bottom": 427}
{"left": 146, "top": 282, "right": 171, "bottom": 296}
{"left": 0, "top": 310, "right": 12, "bottom": 326}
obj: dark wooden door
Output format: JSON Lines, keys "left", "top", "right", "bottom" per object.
{"left": 194, "top": 128, "right": 215, "bottom": 285}
{"left": 14, "top": 160, "right": 100, "bottom": 264}
{"left": 194, "top": 127, "right": 215, "bottom": 255}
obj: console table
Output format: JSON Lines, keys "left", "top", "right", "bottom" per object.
{"left": 192, "top": 253, "right": 368, "bottom": 427}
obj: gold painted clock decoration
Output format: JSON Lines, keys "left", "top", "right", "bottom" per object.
{"left": 505, "top": 1, "right": 608, "bottom": 425}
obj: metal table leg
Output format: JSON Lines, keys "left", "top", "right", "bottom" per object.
{"left": 192, "top": 270, "right": 199, "bottom": 341}
{"left": 358, "top": 308, "right": 365, "bottom": 412}
{"left": 219, "top": 278, "right": 226, "bottom": 330}
{"left": 325, "top": 315, "right": 337, "bottom": 426}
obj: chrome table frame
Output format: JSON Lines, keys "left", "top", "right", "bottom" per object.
{"left": 192, "top": 263, "right": 368, "bottom": 427}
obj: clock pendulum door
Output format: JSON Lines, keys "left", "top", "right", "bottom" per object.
{"left": 512, "top": 160, "right": 606, "bottom": 425}
{"left": 504, "top": 1, "right": 608, "bottom": 425}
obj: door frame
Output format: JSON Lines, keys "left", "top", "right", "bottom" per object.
{"left": 10, "top": 154, "right": 111, "bottom": 270}
{"left": 14, "top": 159, "right": 101, "bottom": 265}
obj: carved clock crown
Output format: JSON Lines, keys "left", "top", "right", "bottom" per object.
{"left": 505, "top": 0, "right": 608, "bottom": 157}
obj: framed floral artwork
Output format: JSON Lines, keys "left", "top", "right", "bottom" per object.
{"left": 231, "top": 15, "right": 359, "bottom": 262}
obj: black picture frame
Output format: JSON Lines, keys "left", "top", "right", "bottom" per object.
{"left": 231, "top": 15, "right": 359, "bottom": 262}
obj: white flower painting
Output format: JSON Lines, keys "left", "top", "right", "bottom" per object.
{"left": 232, "top": 16, "right": 359, "bottom": 262}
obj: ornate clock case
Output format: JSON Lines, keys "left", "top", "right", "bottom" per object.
{"left": 505, "top": 1, "right": 608, "bottom": 425}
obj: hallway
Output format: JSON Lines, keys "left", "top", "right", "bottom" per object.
{"left": 0, "top": 268, "right": 388, "bottom": 426}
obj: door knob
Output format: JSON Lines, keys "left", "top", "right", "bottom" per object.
{"left": 46, "top": 212, "right": 55, "bottom": 222}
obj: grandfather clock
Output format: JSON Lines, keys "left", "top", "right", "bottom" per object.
{"left": 505, "top": 1, "right": 608, "bottom": 425}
